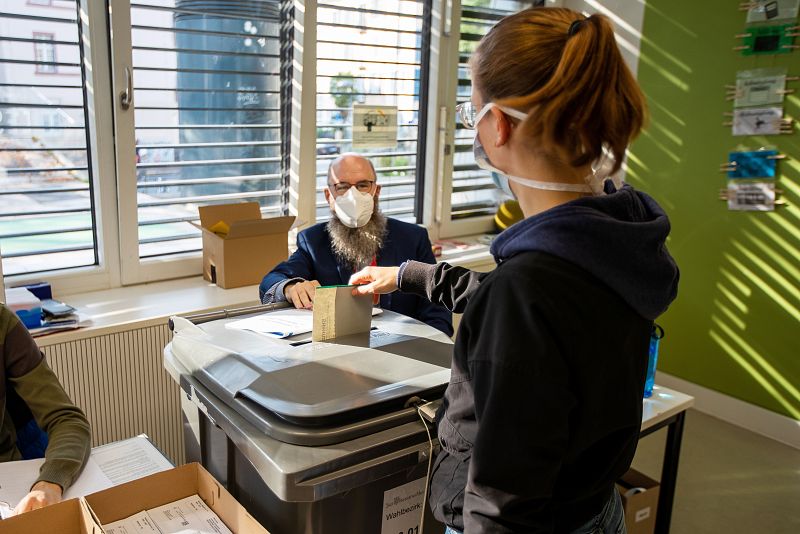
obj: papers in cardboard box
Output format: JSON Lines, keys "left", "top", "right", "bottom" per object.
{"left": 103, "top": 494, "right": 232, "bottom": 534}
{"left": 85, "top": 463, "right": 268, "bottom": 534}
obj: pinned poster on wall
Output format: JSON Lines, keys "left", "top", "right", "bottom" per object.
{"left": 723, "top": 149, "right": 781, "bottom": 178}
{"left": 730, "top": 67, "right": 788, "bottom": 106}
{"left": 736, "top": 23, "right": 798, "bottom": 55}
{"left": 725, "top": 182, "right": 777, "bottom": 211}
{"left": 744, "top": 0, "right": 800, "bottom": 23}
{"left": 352, "top": 105, "right": 398, "bottom": 149}
{"left": 731, "top": 106, "right": 790, "bottom": 135}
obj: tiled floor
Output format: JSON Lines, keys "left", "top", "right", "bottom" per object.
{"left": 631, "top": 409, "right": 800, "bottom": 534}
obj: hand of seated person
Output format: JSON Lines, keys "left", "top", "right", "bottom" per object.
{"left": 12, "top": 480, "right": 63, "bottom": 516}
{"left": 349, "top": 266, "right": 400, "bottom": 296}
{"left": 285, "top": 279, "right": 321, "bottom": 309}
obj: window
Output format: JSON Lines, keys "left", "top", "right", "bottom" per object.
{"left": 120, "top": 0, "right": 285, "bottom": 266}
{"left": 450, "top": 1, "right": 539, "bottom": 221}
{"left": 2, "top": 0, "right": 533, "bottom": 292}
{"left": 315, "top": 1, "right": 431, "bottom": 223}
{"left": 0, "top": 1, "right": 97, "bottom": 276}
{"left": 33, "top": 32, "right": 57, "bottom": 73}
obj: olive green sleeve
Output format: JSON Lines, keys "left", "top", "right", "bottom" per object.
{"left": 9, "top": 359, "right": 91, "bottom": 491}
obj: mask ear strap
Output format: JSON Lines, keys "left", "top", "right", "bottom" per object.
{"left": 473, "top": 102, "right": 496, "bottom": 126}
{"left": 587, "top": 147, "right": 620, "bottom": 195}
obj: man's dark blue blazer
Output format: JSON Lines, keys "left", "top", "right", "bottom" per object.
{"left": 259, "top": 218, "right": 453, "bottom": 336}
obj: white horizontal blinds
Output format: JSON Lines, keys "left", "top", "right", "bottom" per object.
{"left": 451, "top": 0, "right": 535, "bottom": 220}
{"left": 0, "top": 0, "right": 97, "bottom": 276}
{"left": 315, "top": 1, "right": 428, "bottom": 223}
{"left": 129, "top": 0, "right": 283, "bottom": 259}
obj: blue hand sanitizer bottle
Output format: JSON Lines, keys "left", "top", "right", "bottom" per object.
{"left": 644, "top": 324, "right": 665, "bottom": 398}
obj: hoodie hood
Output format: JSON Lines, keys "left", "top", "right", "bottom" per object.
{"left": 490, "top": 184, "right": 679, "bottom": 320}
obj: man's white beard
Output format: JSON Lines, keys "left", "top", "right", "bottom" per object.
{"left": 327, "top": 198, "right": 388, "bottom": 270}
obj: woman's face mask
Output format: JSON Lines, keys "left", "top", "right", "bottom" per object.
{"left": 469, "top": 102, "right": 618, "bottom": 196}
{"left": 333, "top": 187, "right": 375, "bottom": 228}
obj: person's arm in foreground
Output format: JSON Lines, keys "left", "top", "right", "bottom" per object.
{"left": 2, "top": 309, "right": 90, "bottom": 515}
{"left": 350, "top": 260, "right": 486, "bottom": 314}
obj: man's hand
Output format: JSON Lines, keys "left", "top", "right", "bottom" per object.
{"left": 13, "top": 481, "right": 63, "bottom": 516}
{"left": 285, "top": 280, "right": 321, "bottom": 309}
{"left": 349, "top": 266, "right": 400, "bottom": 296}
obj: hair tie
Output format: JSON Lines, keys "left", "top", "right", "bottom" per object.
{"left": 568, "top": 19, "right": 585, "bottom": 37}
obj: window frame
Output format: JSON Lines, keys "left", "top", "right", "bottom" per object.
{"left": 6, "top": 0, "right": 538, "bottom": 295}
{"left": 109, "top": 0, "right": 291, "bottom": 285}
{"left": 32, "top": 32, "right": 57, "bottom": 74}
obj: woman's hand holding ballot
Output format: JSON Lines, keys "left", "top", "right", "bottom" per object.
{"left": 349, "top": 266, "right": 400, "bottom": 296}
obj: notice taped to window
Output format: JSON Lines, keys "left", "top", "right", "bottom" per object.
{"left": 381, "top": 477, "right": 426, "bottom": 534}
{"left": 353, "top": 104, "right": 398, "bottom": 149}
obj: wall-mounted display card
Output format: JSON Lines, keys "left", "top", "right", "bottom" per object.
{"left": 746, "top": 0, "right": 800, "bottom": 23}
{"left": 732, "top": 107, "right": 784, "bottom": 135}
{"left": 740, "top": 23, "right": 797, "bottom": 55}
{"left": 727, "top": 149, "right": 779, "bottom": 178}
{"left": 734, "top": 68, "right": 787, "bottom": 107}
{"left": 727, "top": 182, "right": 776, "bottom": 211}
{"left": 352, "top": 105, "right": 398, "bottom": 149}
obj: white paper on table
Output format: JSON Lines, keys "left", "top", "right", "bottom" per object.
{"left": 226, "top": 307, "right": 382, "bottom": 338}
{"left": 103, "top": 511, "right": 163, "bottom": 534}
{"left": 0, "top": 435, "right": 172, "bottom": 510}
{"left": 89, "top": 435, "right": 173, "bottom": 485}
{"left": 146, "top": 495, "right": 233, "bottom": 534}
{"left": 0, "top": 457, "right": 45, "bottom": 510}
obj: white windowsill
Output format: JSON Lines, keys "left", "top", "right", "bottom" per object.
{"left": 32, "top": 238, "right": 494, "bottom": 347}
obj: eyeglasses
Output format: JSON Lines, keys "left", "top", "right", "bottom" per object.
{"left": 329, "top": 180, "right": 375, "bottom": 195}
{"left": 456, "top": 101, "right": 480, "bottom": 129}
{"left": 456, "top": 101, "right": 528, "bottom": 129}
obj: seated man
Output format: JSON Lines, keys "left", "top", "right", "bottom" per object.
{"left": 1, "top": 303, "right": 91, "bottom": 515}
{"left": 260, "top": 153, "right": 453, "bottom": 336}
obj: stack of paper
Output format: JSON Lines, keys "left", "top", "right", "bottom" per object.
{"left": 103, "top": 494, "right": 233, "bottom": 534}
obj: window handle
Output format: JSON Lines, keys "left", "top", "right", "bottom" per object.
{"left": 120, "top": 66, "right": 133, "bottom": 110}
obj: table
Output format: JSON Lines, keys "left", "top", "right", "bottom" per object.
{"left": 640, "top": 385, "right": 695, "bottom": 534}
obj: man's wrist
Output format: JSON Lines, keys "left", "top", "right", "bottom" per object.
{"left": 272, "top": 277, "right": 305, "bottom": 302}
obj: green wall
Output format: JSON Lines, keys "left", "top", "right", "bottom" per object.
{"left": 630, "top": 1, "right": 800, "bottom": 419}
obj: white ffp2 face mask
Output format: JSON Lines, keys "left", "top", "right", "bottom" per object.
{"left": 333, "top": 187, "right": 375, "bottom": 228}
{"left": 471, "top": 102, "right": 620, "bottom": 196}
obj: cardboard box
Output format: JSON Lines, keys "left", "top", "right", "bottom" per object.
{"left": 196, "top": 202, "right": 294, "bottom": 289}
{"left": 0, "top": 498, "right": 101, "bottom": 534}
{"left": 617, "top": 468, "right": 660, "bottom": 534}
{"left": 84, "top": 462, "right": 269, "bottom": 533}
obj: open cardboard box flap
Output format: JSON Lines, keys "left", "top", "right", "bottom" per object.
{"left": 84, "top": 463, "right": 268, "bottom": 533}
{"left": 198, "top": 202, "right": 262, "bottom": 229}
{"left": 226, "top": 216, "right": 295, "bottom": 239}
{"left": 0, "top": 498, "right": 100, "bottom": 534}
{"left": 195, "top": 203, "right": 295, "bottom": 240}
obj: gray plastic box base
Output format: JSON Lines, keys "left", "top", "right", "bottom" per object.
{"left": 183, "top": 407, "right": 445, "bottom": 534}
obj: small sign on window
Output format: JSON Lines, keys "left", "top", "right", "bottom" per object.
{"left": 352, "top": 105, "right": 398, "bottom": 149}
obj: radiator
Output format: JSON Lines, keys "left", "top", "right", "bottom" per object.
{"left": 40, "top": 324, "right": 185, "bottom": 465}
